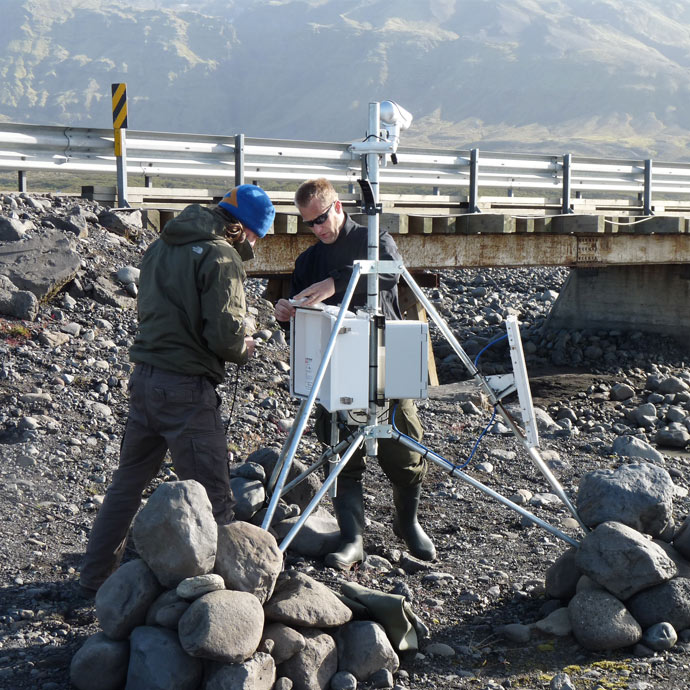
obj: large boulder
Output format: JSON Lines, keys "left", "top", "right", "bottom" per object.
{"left": 214, "top": 521, "right": 283, "bottom": 603}
{"left": 574, "top": 521, "right": 677, "bottom": 600}
{"left": 204, "top": 653, "right": 276, "bottom": 690}
{"left": 132, "top": 480, "right": 217, "bottom": 588}
{"left": 0, "top": 274, "right": 39, "bottom": 320}
{"left": 277, "top": 628, "right": 337, "bottom": 690}
{"left": 264, "top": 571, "right": 353, "bottom": 628}
{"left": 336, "top": 621, "right": 399, "bottom": 682}
{"left": 0, "top": 232, "right": 80, "bottom": 299}
{"left": 568, "top": 589, "right": 642, "bottom": 651}
{"left": 626, "top": 577, "right": 690, "bottom": 631}
{"left": 611, "top": 436, "right": 664, "bottom": 464}
{"left": 247, "top": 447, "right": 320, "bottom": 512}
{"left": 673, "top": 516, "right": 690, "bottom": 560}
{"left": 95, "top": 559, "right": 162, "bottom": 640}
{"left": 576, "top": 463, "right": 675, "bottom": 538}
{"left": 178, "top": 589, "right": 264, "bottom": 663}
{"left": 229, "top": 477, "right": 266, "bottom": 521}
{"left": 70, "top": 632, "right": 129, "bottom": 690}
{"left": 271, "top": 508, "right": 340, "bottom": 558}
{"left": 126, "top": 626, "right": 203, "bottom": 690}
{"left": 0, "top": 216, "right": 29, "bottom": 240}
{"left": 261, "top": 623, "right": 307, "bottom": 665}
{"left": 545, "top": 547, "right": 581, "bottom": 601}
{"left": 145, "top": 589, "right": 190, "bottom": 629}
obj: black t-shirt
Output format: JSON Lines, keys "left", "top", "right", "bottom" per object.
{"left": 289, "top": 215, "right": 403, "bottom": 320}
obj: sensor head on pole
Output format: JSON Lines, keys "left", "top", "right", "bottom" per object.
{"left": 379, "top": 101, "right": 413, "bottom": 130}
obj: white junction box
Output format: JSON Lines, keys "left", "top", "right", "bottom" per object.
{"left": 290, "top": 307, "right": 430, "bottom": 411}
{"left": 290, "top": 306, "right": 370, "bottom": 411}
{"left": 384, "top": 320, "right": 428, "bottom": 400}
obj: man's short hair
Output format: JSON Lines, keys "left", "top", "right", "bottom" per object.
{"left": 294, "top": 178, "right": 337, "bottom": 209}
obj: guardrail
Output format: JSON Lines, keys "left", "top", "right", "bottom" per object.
{"left": 3, "top": 122, "right": 690, "bottom": 215}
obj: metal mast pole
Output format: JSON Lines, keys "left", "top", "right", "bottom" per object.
{"left": 366, "top": 102, "right": 382, "bottom": 458}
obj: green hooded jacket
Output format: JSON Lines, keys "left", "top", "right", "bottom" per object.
{"left": 129, "top": 204, "right": 249, "bottom": 383}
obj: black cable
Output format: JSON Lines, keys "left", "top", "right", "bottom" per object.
{"left": 224, "top": 363, "right": 241, "bottom": 434}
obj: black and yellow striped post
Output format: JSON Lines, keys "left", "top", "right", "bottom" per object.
{"left": 111, "top": 83, "right": 129, "bottom": 207}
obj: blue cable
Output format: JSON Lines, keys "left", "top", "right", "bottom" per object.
{"left": 388, "top": 327, "right": 508, "bottom": 473}
{"left": 473, "top": 333, "right": 508, "bottom": 367}
{"left": 458, "top": 406, "right": 497, "bottom": 470}
{"left": 391, "top": 402, "right": 498, "bottom": 473}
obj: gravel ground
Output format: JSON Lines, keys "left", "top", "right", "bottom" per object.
{"left": 1, "top": 198, "right": 690, "bottom": 689}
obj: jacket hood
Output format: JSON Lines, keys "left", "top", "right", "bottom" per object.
{"left": 160, "top": 204, "right": 225, "bottom": 246}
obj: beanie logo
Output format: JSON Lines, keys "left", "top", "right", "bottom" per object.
{"left": 222, "top": 187, "right": 240, "bottom": 210}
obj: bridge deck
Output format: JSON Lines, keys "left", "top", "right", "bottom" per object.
{"left": 250, "top": 213, "right": 690, "bottom": 276}
{"left": 80, "top": 186, "right": 690, "bottom": 274}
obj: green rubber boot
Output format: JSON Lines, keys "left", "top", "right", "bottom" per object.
{"left": 324, "top": 477, "right": 365, "bottom": 570}
{"left": 392, "top": 483, "right": 436, "bottom": 561}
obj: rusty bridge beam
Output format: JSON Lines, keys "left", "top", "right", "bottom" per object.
{"left": 248, "top": 233, "right": 690, "bottom": 276}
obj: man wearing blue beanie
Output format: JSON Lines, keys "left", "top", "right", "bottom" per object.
{"left": 80, "top": 185, "right": 275, "bottom": 594}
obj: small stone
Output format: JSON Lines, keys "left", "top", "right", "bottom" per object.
{"left": 176, "top": 573, "right": 226, "bottom": 600}
{"left": 424, "top": 642, "right": 455, "bottom": 657}
{"left": 550, "top": 672, "right": 576, "bottom": 690}
{"left": 642, "top": 621, "right": 677, "bottom": 651}
{"left": 330, "top": 671, "right": 358, "bottom": 690}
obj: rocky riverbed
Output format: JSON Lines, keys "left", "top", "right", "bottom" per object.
{"left": 1, "top": 192, "right": 690, "bottom": 689}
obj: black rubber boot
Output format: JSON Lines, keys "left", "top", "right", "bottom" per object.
{"left": 324, "top": 477, "right": 365, "bottom": 570}
{"left": 392, "top": 483, "right": 436, "bottom": 561}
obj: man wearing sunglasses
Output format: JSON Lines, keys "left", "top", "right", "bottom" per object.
{"left": 274, "top": 177, "right": 435, "bottom": 570}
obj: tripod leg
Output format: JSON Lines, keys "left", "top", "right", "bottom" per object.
{"left": 325, "top": 476, "right": 365, "bottom": 570}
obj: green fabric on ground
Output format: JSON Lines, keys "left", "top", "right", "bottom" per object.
{"left": 341, "top": 581, "right": 420, "bottom": 653}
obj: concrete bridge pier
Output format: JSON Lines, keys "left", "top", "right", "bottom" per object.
{"left": 545, "top": 264, "right": 690, "bottom": 342}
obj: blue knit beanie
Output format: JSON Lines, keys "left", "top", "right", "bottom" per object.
{"left": 218, "top": 185, "right": 275, "bottom": 238}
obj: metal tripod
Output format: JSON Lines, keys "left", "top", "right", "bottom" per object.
{"left": 261, "top": 101, "right": 585, "bottom": 552}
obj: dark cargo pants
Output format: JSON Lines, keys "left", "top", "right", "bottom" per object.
{"left": 315, "top": 398, "right": 427, "bottom": 487}
{"left": 80, "top": 363, "right": 233, "bottom": 590}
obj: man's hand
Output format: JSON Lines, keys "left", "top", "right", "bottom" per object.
{"left": 274, "top": 277, "right": 336, "bottom": 322}
{"left": 244, "top": 336, "right": 256, "bottom": 359}
{"left": 274, "top": 298, "right": 295, "bottom": 322}
{"left": 292, "top": 277, "right": 335, "bottom": 306}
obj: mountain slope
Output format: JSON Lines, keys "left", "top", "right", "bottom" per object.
{"left": 2, "top": 0, "right": 690, "bottom": 159}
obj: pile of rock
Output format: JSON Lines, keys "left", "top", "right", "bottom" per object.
{"left": 0, "top": 193, "right": 143, "bottom": 322}
{"left": 70, "top": 479, "right": 407, "bottom": 690}
{"left": 506, "top": 461, "right": 690, "bottom": 655}
{"left": 226, "top": 447, "right": 345, "bottom": 561}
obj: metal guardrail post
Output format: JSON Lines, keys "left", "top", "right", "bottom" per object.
{"left": 643, "top": 158, "right": 653, "bottom": 215}
{"left": 114, "top": 129, "right": 128, "bottom": 207}
{"left": 562, "top": 153, "right": 572, "bottom": 214}
{"left": 17, "top": 170, "right": 26, "bottom": 193}
{"left": 111, "top": 83, "right": 129, "bottom": 207}
{"left": 469, "top": 148, "right": 479, "bottom": 213}
{"left": 234, "top": 134, "right": 245, "bottom": 186}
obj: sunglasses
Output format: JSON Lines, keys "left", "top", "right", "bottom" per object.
{"left": 303, "top": 201, "right": 334, "bottom": 227}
